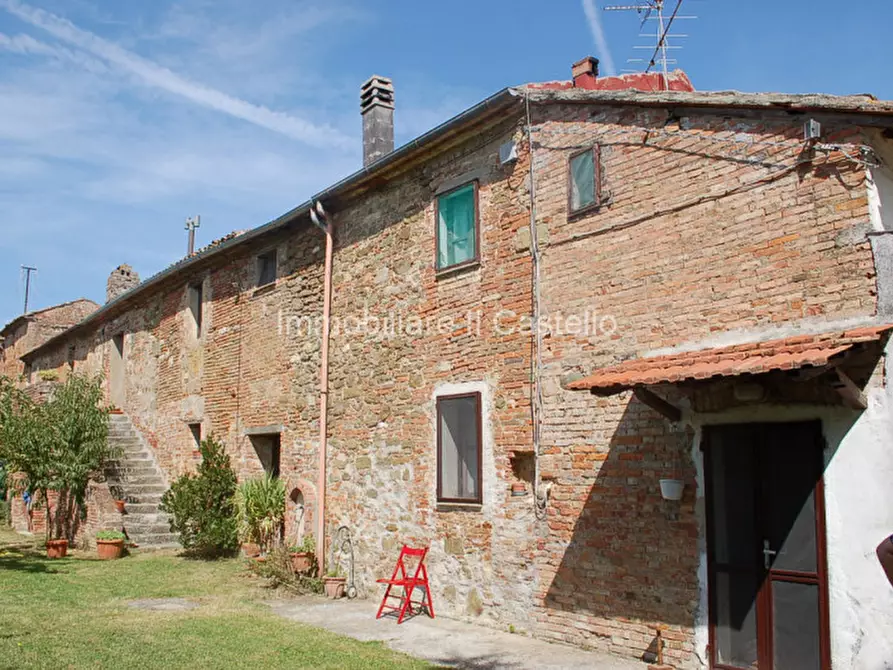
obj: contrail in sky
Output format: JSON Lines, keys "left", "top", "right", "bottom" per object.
{"left": 581, "top": 0, "right": 617, "bottom": 77}
{"left": 0, "top": 0, "right": 351, "bottom": 149}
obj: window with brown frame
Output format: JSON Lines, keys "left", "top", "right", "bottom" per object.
{"left": 436, "top": 181, "right": 479, "bottom": 271}
{"left": 436, "top": 392, "right": 482, "bottom": 503}
{"left": 568, "top": 146, "right": 600, "bottom": 214}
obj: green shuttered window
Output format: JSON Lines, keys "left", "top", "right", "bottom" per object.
{"left": 436, "top": 182, "right": 478, "bottom": 270}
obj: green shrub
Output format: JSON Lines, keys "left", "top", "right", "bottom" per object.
{"left": 96, "top": 530, "right": 126, "bottom": 541}
{"left": 160, "top": 436, "right": 238, "bottom": 558}
{"left": 235, "top": 474, "right": 286, "bottom": 553}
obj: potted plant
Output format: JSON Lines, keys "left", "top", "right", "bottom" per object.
{"left": 288, "top": 534, "right": 315, "bottom": 574}
{"left": 324, "top": 566, "right": 346, "bottom": 599}
{"left": 110, "top": 485, "right": 126, "bottom": 514}
{"left": 46, "top": 536, "right": 69, "bottom": 559}
{"left": 96, "top": 529, "right": 127, "bottom": 559}
{"left": 235, "top": 474, "right": 286, "bottom": 556}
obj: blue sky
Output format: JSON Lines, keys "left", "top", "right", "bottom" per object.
{"left": 1, "top": 0, "right": 891, "bottom": 326}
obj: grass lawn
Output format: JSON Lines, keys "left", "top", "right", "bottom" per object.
{"left": 0, "top": 528, "right": 433, "bottom": 669}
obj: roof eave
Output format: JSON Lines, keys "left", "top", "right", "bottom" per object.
{"left": 20, "top": 88, "right": 522, "bottom": 363}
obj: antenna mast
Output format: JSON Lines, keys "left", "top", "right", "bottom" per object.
{"left": 604, "top": 0, "right": 696, "bottom": 89}
{"left": 185, "top": 215, "right": 201, "bottom": 256}
{"left": 21, "top": 265, "right": 37, "bottom": 314}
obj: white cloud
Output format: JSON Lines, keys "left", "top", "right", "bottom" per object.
{"left": 0, "top": 0, "right": 352, "bottom": 148}
{"left": 581, "top": 0, "right": 617, "bottom": 77}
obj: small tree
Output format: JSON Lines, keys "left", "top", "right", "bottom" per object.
{"left": 0, "top": 373, "right": 112, "bottom": 541}
{"left": 160, "top": 435, "right": 239, "bottom": 558}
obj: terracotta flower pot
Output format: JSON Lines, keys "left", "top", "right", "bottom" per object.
{"left": 114, "top": 500, "right": 126, "bottom": 514}
{"left": 290, "top": 552, "right": 312, "bottom": 573}
{"left": 510, "top": 482, "right": 527, "bottom": 496}
{"left": 241, "top": 542, "right": 261, "bottom": 558}
{"left": 96, "top": 539, "right": 125, "bottom": 560}
{"left": 46, "top": 539, "right": 69, "bottom": 559}
{"left": 324, "top": 576, "right": 346, "bottom": 599}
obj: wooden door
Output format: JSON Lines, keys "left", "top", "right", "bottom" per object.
{"left": 704, "top": 421, "right": 831, "bottom": 669}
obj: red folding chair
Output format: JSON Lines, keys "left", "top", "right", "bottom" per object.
{"left": 376, "top": 545, "right": 435, "bottom": 624}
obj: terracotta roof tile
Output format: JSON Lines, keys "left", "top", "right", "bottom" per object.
{"left": 567, "top": 325, "right": 893, "bottom": 393}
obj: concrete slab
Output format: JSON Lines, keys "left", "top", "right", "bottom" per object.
{"left": 269, "top": 597, "right": 642, "bottom": 669}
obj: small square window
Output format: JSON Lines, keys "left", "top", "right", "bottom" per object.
{"left": 569, "top": 147, "right": 599, "bottom": 213}
{"left": 188, "top": 283, "right": 203, "bottom": 337}
{"left": 437, "top": 393, "right": 482, "bottom": 504}
{"left": 257, "top": 250, "right": 277, "bottom": 287}
{"left": 436, "top": 182, "right": 478, "bottom": 270}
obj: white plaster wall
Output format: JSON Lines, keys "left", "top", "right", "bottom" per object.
{"left": 685, "top": 361, "right": 893, "bottom": 669}
{"left": 823, "top": 375, "right": 893, "bottom": 668}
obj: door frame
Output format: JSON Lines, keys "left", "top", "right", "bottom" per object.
{"left": 702, "top": 420, "right": 832, "bottom": 670}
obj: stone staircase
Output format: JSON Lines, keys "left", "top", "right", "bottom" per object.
{"left": 106, "top": 413, "right": 180, "bottom": 549}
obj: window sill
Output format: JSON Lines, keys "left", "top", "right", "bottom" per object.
{"left": 567, "top": 202, "right": 602, "bottom": 220}
{"left": 434, "top": 259, "right": 480, "bottom": 280}
{"left": 251, "top": 282, "right": 278, "bottom": 298}
{"left": 435, "top": 501, "right": 483, "bottom": 513}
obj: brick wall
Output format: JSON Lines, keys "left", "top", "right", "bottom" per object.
{"left": 527, "top": 102, "right": 878, "bottom": 665}
{"left": 0, "top": 299, "right": 98, "bottom": 381}
{"left": 16, "top": 98, "right": 884, "bottom": 667}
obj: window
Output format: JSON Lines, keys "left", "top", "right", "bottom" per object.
{"left": 256, "top": 249, "right": 277, "bottom": 287}
{"left": 568, "top": 147, "right": 599, "bottom": 213}
{"left": 436, "top": 182, "right": 478, "bottom": 270}
{"left": 188, "top": 282, "right": 203, "bottom": 337}
{"left": 188, "top": 423, "right": 202, "bottom": 450}
{"left": 436, "top": 392, "right": 482, "bottom": 503}
{"left": 250, "top": 433, "right": 281, "bottom": 478}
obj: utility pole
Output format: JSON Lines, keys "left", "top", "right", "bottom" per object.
{"left": 185, "top": 215, "right": 201, "bottom": 256}
{"left": 21, "top": 265, "right": 37, "bottom": 313}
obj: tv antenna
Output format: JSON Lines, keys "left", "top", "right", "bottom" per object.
{"left": 604, "top": 0, "right": 697, "bottom": 88}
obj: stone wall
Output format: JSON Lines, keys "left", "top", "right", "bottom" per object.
{"left": 15, "top": 99, "right": 887, "bottom": 667}
{"left": 0, "top": 299, "right": 98, "bottom": 381}
{"left": 323, "top": 113, "right": 539, "bottom": 627}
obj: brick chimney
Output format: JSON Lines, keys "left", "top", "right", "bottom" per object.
{"left": 361, "top": 75, "right": 395, "bottom": 167}
{"left": 106, "top": 264, "right": 140, "bottom": 302}
{"left": 572, "top": 56, "right": 600, "bottom": 88}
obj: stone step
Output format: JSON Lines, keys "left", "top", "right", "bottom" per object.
{"left": 122, "top": 484, "right": 168, "bottom": 496}
{"left": 110, "top": 466, "right": 162, "bottom": 478}
{"left": 129, "top": 533, "right": 180, "bottom": 547}
{"left": 126, "top": 524, "right": 174, "bottom": 536}
{"left": 111, "top": 474, "right": 165, "bottom": 486}
{"left": 123, "top": 502, "right": 165, "bottom": 515}
{"left": 124, "top": 511, "right": 170, "bottom": 524}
